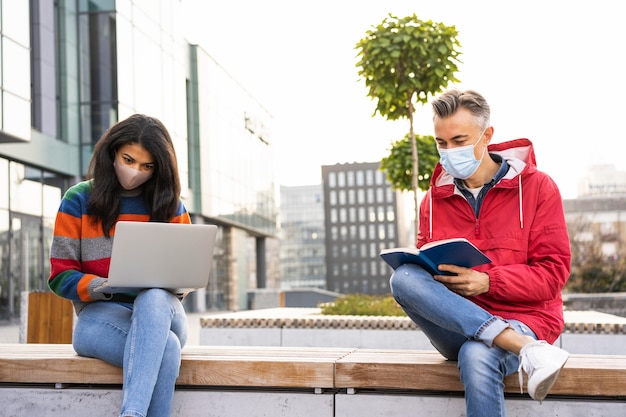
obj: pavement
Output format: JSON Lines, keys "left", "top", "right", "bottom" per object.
{"left": 0, "top": 312, "right": 207, "bottom": 345}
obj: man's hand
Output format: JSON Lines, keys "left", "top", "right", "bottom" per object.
{"left": 434, "top": 265, "right": 490, "bottom": 297}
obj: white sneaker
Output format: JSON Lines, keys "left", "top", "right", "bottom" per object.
{"left": 518, "top": 341, "right": 569, "bottom": 401}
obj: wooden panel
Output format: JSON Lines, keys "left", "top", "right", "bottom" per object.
{"left": 0, "top": 344, "right": 353, "bottom": 388}
{"left": 1, "top": 344, "right": 625, "bottom": 397}
{"left": 27, "top": 292, "right": 74, "bottom": 344}
{"left": 178, "top": 346, "right": 353, "bottom": 388}
{"left": 335, "top": 349, "right": 465, "bottom": 391}
{"left": 0, "top": 344, "right": 122, "bottom": 384}
{"left": 546, "top": 354, "right": 626, "bottom": 396}
{"left": 335, "top": 349, "right": 626, "bottom": 397}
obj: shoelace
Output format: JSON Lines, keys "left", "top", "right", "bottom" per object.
{"left": 517, "top": 341, "right": 543, "bottom": 394}
{"left": 518, "top": 355, "right": 530, "bottom": 394}
{"left": 517, "top": 341, "right": 542, "bottom": 395}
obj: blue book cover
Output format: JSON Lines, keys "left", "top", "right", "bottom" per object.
{"left": 379, "top": 238, "right": 492, "bottom": 276}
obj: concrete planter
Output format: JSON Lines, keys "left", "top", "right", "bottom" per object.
{"left": 199, "top": 308, "right": 626, "bottom": 354}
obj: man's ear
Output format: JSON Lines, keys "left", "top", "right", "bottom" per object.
{"left": 484, "top": 126, "right": 495, "bottom": 144}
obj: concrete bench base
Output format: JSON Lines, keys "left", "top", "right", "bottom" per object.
{"left": 2, "top": 385, "right": 624, "bottom": 417}
{"left": 336, "top": 392, "right": 626, "bottom": 417}
{"left": 0, "top": 387, "right": 335, "bottom": 417}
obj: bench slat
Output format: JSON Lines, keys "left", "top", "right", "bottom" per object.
{"left": 1, "top": 344, "right": 625, "bottom": 397}
{"left": 0, "top": 344, "right": 352, "bottom": 388}
{"left": 334, "top": 349, "right": 626, "bottom": 396}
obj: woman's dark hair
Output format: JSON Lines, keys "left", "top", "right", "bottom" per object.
{"left": 86, "top": 114, "right": 181, "bottom": 236}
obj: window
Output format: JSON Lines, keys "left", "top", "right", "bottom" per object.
{"left": 337, "top": 171, "right": 345, "bottom": 187}
{"left": 356, "top": 170, "right": 364, "bottom": 186}
{"left": 357, "top": 189, "right": 365, "bottom": 204}
{"left": 338, "top": 190, "right": 346, "bottom": 205}
{"left": 347, "top": 170, "right": 354, "bottom": 187}
{"left": 78, "top": 8, "right": 118, "bottom": 144}
{"left": 328, "top": 172, "right": 336, "bottom": 188}
{"left": 348, "top": 189, "right": 355, "bottom": 205}
{"left": 30, "top": 0, "right": 58, "bottom": 136}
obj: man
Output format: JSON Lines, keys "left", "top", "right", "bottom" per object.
{"left": 390, "top": 89, "right": 570, "bottom": 417}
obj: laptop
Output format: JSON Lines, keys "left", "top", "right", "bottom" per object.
{"left": 94, "top": 221, "right": 218, "bottom": 294}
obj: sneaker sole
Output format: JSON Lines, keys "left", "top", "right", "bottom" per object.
{"left": 530, "top": 361, "right": 567, "bottom": 401}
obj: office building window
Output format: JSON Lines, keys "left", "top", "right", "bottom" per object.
{"left": 328, "top": 172, "right": 336, "bottom": 188}
{"left": 337, "top": 171, "right": 345, "bottom": 187}
{"left": 347, "top": 170, "right": 354, "bottom": 187}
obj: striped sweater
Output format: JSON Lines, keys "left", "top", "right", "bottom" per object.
{"left": 48, "top": 180, "right": 191, "bottom": 309}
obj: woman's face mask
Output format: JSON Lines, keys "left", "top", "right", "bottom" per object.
{"left": 114, "top": 158, "right": 152, "bottom": 190}
{"left": 437, "top": 127, "right": 487, "bottom": 179}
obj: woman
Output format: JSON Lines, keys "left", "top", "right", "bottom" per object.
{"left": 48, "top": 114, "right": 190, "bottom": 417}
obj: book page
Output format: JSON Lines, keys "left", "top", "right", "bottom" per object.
{"left": 420, "top": 237, "right": 470, "bottom": 250}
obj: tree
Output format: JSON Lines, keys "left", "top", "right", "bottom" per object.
{"left": 566, "top": 215, "right": 626, "bottom": 293}
{"left": 380, "top": 133, "right": 439, "bottom": 192}
{"left": 355, "top": 14, "right": 461, "bottom": 239}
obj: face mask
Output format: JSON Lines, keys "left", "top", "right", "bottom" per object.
{"left": 113, "top": 159, "right": 152, "bottom": 190}
{"left": 437, "top": 127, "right": 487, "bottom": 179}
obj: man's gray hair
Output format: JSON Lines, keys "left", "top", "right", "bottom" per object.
{"left": 431, "top": 89, "right": 490, "bottom": 129}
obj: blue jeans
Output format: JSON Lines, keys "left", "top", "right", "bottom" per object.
{"left": 73, "top": 289, "right": 188, "bottom": 417}
{"left": 390, "top": 264, "right": 537, "bottom": 417}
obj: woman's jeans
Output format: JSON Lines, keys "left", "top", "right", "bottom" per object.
{"left": 390, "top": 264, "right": 537, "bottom": 417}
{"left": 73, "top": 289, "right": 188, "bottom": 417}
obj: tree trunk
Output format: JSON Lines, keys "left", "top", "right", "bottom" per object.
{"left": 408, "top": 101, "right": 419, "bottom": 246}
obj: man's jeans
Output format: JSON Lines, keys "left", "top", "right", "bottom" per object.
{"left": 73, "top": 288, "right": 188, "bottom": 417}
{"left": 390, "top": 264, "right": 537, "bottom": 417}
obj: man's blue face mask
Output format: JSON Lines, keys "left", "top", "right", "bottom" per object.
{"left": 437, "top": 127, "right": 487, "bottom": 180}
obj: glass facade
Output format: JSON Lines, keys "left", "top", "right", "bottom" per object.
{"left": 1, "top": 0, "right": 31, "bottom": 143}
{"left": 187, "top": 45, "right": 277, "bottom": 310}
{"left": 0, "top": 160, "right": 65, "bottom": 320}
{"left": 279, "top": 185, "right": 326, "bottom": 289}
{"left": 192, "top": 45, "right": 276, "bottom": 236}
{"left": 78, "top": 2, "right": 118, "bottom": 154}
{"left": 0, "top": 0, "right": 278, "bottom": 320}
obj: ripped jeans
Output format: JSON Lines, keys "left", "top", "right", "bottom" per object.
{"left": 73, "top": 288, "right": 188, "bottom": 417}
{"left": 390, "top": 264, "right": 536, "bottom": 417}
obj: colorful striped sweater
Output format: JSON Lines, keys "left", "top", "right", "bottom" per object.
{"left": 48, "top": 180, "right": 191, "bottom": 310}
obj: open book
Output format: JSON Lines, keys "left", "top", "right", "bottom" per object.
{"left": 379, "top": 238, "right": 492, "bottom": 276}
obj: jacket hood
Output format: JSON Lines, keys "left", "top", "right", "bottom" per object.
{"left": 425, "top": 139, "right": 538, "bottom": 239}
{"left": 430, "top": 138, "right": 538, "bottom": 189}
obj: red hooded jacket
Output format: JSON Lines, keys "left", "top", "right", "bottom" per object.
{"left": 419, "top": 138, "right": 571, "bottom": 343}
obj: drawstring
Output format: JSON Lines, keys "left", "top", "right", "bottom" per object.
{"left": 428, "top": 173, "right": 524, "bottom": 240}
{"left": 428, "top": 188, "right": 433, "bottom": 239}
{"left": 518, "top": 175, "right": 524, "bottom": 229}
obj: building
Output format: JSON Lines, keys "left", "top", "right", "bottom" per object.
{"left": 567, "top": 164, "right": 626, "bottom": 261}
{"left": 577, "top": 164, "right": 626, "bottom": 198}
{"left": 279, "top": 184, "right": 326, "bottom": 289}
{"left": 0, "top": 0, "right": 277, "bottom": 322}
{"left": 563, "top": 197, "right": 626, "bottom": 260}
{"left": 322, "top": 162, "right": 408, "bottom": 295}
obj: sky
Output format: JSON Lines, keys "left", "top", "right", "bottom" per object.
{"left": 182, "top": 0, "right": 626, "bottom": 199}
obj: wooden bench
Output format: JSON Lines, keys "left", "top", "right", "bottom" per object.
{"left": 2, "top": 343, "right": 626, "bottom": 395}
{"left": 0, "top": 343, "right": 352, "bottom": 390}
{"left": 334, "top": 348, "right": 626, "bottom": 396}
{"left": 1, "top": 343, "right": 625, "bottom": 417}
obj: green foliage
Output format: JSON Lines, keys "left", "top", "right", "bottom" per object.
{"left": 355, "top": 13, "right": 462, "bottom": 120}
{"left": 319, "top": 293, "right": 406, "bottom": 317}
{"left": 380, "top": 133, "right": 439, "bottom": 191}
{"left": 565, "top": 259, "right": 626, "bottom": 293}
{"left": 356, "top": 13, "right": 461, "bottom": 233}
